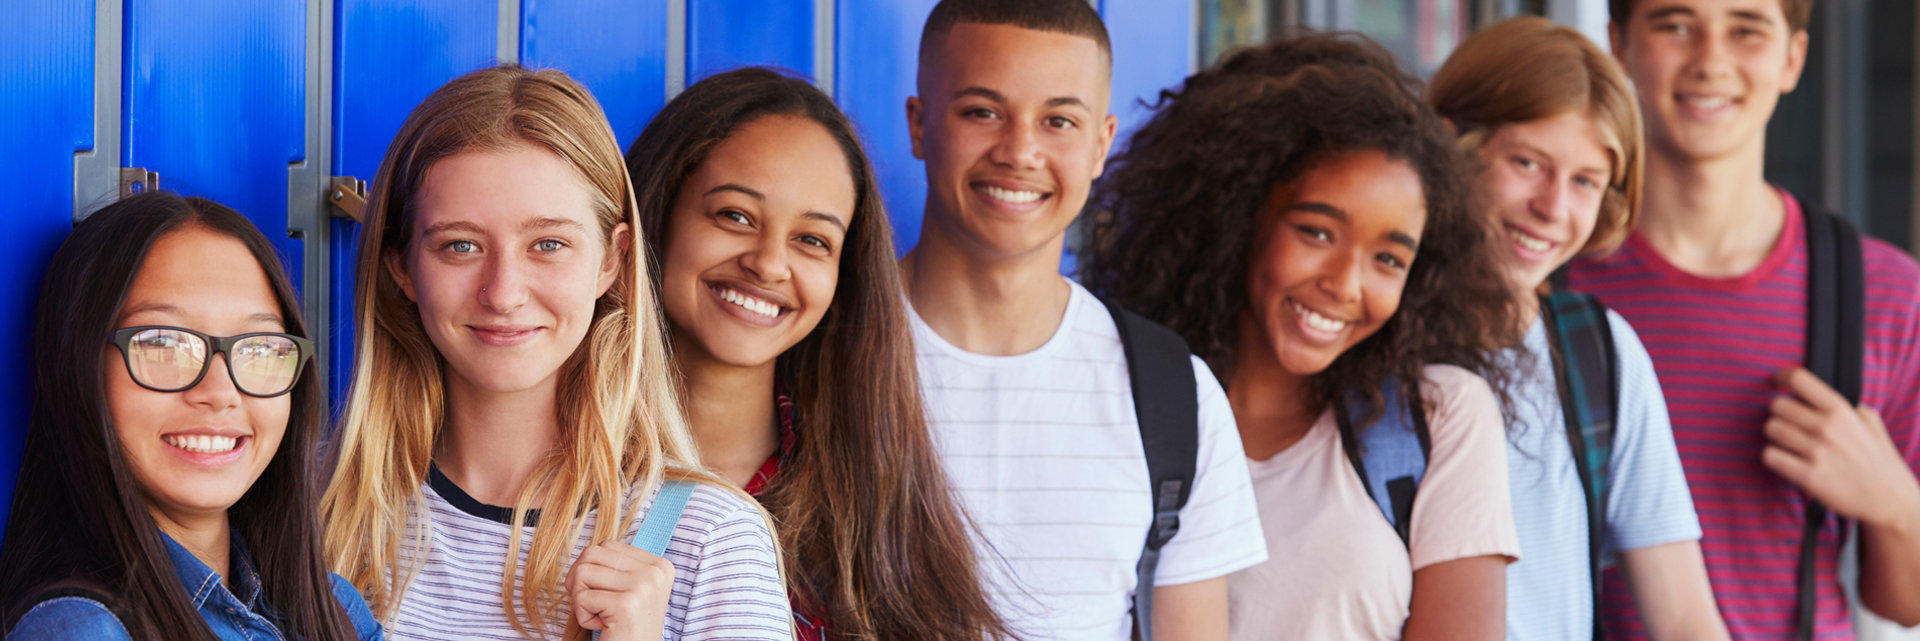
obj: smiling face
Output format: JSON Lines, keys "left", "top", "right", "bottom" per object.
{"left": 1612, "top": 0, "right": 1807, "bottom": 163}
{"left": 1477, "top": 111, "right": 1615, "bottom": 289}
{"left": 388, "top": 146, "right": 628, "bottom": 397}
{"left": 105, "top": 225, "right": 290, "bottom": 525}
{"left": 1245, "top": 150, "right": 1427, "bottom": 377}
{"left": 909, "top": 22, "right": 1118, "bottom": 260}
{"left": 659, "top": 115, "right": 855, "bottom": 370}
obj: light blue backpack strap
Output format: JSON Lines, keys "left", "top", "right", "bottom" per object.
{"left": 631, "top": 479, "right": 697, "bottom": 555}
{"left": 592, "top": 480, "right": 698, "bottom": 641}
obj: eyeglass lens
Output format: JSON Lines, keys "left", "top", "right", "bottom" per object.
{"left": 125, "top": 328, "right": 301, "bottom": 396}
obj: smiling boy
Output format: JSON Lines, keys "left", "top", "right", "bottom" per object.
{"left": 897, "top": 1, "right": 1267, "bottom": 639}
{"left": 1567, "top": 0, "right": 1920, "bottom": 639}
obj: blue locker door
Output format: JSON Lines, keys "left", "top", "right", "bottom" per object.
{"left": 688, "top": 0, "right": 815, "bottom": 83}
{"left": 1101, "top": 0, "right": 1193, "bottom": 150}
{"left": 124, "top": 1, "right": 306, "bottom": 284}
{"left": 836, "top": 0, "right": 938, "bottom": 256}
{"left": 0, "top": 3, "right": 97, "bottom": 531}
{"left": 330, "top": 0, "right": 498, "bottom": 402}
{"left": 522, "top": 0, "right": 671, "bottom": 152}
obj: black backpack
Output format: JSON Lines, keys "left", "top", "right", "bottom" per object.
{"left": 1098, "top": 296, "right": 1199, "bottom": 641}
{"left": 1796, "top": 207, "right": 1866, "bottom": 641}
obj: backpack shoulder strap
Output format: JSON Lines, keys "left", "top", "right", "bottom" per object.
{"left": 1541, "top": 289, "right": 1620, "bottom": 641}
{"left": 631, "top": 480, "right": 698, "bottom": 556}
{"left": 1796, "top": 206, "right": 1866, "bottom": 641}
{"left": 1098, "top": 295, "right": 1199, "bottom": 641}
{"left": 1337, "top": 378, "right": 1432, "bottom": 549}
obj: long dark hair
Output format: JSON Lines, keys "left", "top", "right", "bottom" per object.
{"left": 626, "top": 67, "right": 1012, "bottom": 640}
{"left": 0, "top": 192, "right": 353, "bottom": 640}
{"left": 1081, "top": 33, "right": 1521, "bottom": 426}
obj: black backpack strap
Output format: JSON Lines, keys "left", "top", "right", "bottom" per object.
{"left": 1797, "top": 207, "right": 1866, "bottom": 641}
{"left": 1099, "top": 296, "right": 1199, "bottom": 641}
{"left": 1541, "top": 289, "right": 1620, "bottom": 641}
{"left": 1336, "top": 379, "right": 1432, "bottom": 549}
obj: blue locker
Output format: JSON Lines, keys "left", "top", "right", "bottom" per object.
{"left": 330, "top": 0, "right": 498, "bottom": 401}
{"left": 0, "top": 2, "right": 96, "bottom": 531}
{"left": 836, "top": 0, "right": 938, "bottom": 256}
{"left": 124, "top": 1, "right": 306, "bottom": 284}
{"left": 522, "top": 0, "right": 671, "bottom": 152}
{"left": 689, "top": 0, "right": 815, "bottom": 84}
{"left": 1101, "top": 0, "right": 1193, "bottom": 154}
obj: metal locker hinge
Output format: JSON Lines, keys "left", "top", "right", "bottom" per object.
{"left": 119, "top": 167, "right": 159, "bottom": 199}
{"left": 329, "top": 176, "right": 367, "bottom": 222}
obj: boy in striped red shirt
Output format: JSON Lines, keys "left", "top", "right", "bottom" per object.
{"left": 1569, "top": 0, "right": 1920, "bottom": 638}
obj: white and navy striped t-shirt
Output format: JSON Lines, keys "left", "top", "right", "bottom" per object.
{"left": 910, "top": 279, "right": 1269, "bottom": 640}
{"left": 385, "top": 467, "right": 793, "bottom": 640}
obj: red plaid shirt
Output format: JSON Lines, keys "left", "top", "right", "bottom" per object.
{"left": 745, "top": 387, "right": 830, "bottom": 641}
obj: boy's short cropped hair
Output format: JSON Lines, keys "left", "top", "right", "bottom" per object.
{"left": 918, "top": 0, "right": 1113, "bottom": 72}
{"left": 1609, "top": 0, "right": 1812, "bottom": 33}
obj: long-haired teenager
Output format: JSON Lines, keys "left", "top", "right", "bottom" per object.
{"left": 320, "top": 64, "right": 791, "bottom": 640}
{"left": 626, "top": 67, "right": 1010, "bottom": 640}
{"left": 0, "top": 192, "right": 381, "bottom": 640}
{"left": 1429, "top": 17, "right": 1728, "bottom": 641}
{"left": 1082, "top": 34, "right": 1524, "bottom": 640}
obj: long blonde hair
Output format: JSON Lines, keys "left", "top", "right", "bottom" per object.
{"left": 320, "top": 64, "right": 704, "bottom": 639}
{"left": 1429, "top": 16, "right": 1645, "bottom": 255}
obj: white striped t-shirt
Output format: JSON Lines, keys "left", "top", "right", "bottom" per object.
{"left": 911, "top": 279, "right": 1269, "bottom": 640}
{"left": 384, "top": 468, "right": 793, "bottom": 640}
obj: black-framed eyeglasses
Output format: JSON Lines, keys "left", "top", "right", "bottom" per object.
{"left": 108, "top": 326, "right": 315, "bottom": 398}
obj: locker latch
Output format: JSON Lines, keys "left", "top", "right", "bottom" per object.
{"left": 329, "top": 176, "right": 368, "bottom": 222}
{"left": 120, "top": 168, "right": 159, "bottom": 199}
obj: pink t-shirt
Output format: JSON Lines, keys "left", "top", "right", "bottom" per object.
{"left": 1569, "top": 189, "right": 1920, "bottom": 641}
{"left": 1227, "top": 364, "right": 1520, "bottom": 641}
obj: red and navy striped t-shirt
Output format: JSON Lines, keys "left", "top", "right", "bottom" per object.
{"left": 1568, "top": 189, "right": 1920, "bottom": 640}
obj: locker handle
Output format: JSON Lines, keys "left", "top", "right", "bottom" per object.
{"left": 329, "top": 176, "right": 368, "bottom": 222}
{"left": 120, "top": 168, "right": 159, "bottom": 199}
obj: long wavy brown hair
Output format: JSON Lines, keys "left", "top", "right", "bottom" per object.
{"left": 626, "top": 67, "right": 1011, "bottom": 640}
{"left": 1081, "top": 33, "right": 1522, "bottom": 426}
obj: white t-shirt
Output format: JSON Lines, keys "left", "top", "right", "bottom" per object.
{"left": 911, "top": 279, "right": 1269, "bottom": 641}
{"left": 386, "top": 468, "right": 793, "bottom": 640}
{"left": 1503, "top": 311, "right": 1701, "bottom": 641}
{"left": 1227, "top": 365, "right": 1520, "bottom": 641}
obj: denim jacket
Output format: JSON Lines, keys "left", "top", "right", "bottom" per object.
{"left": 6, "top": 531, "right": 383, "bottom": 641}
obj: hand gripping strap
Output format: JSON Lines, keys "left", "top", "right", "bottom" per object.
{"left": 591, "top": 480, "right": 696, "bottom": 641}
{"left": 1099, "top": 296, "right": 1199, "bottom": 641}
{"left": 1796, "top": 208, "right": 1865, "bottom": 641}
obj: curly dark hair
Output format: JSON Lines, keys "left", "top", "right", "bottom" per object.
{"left": 1080, "top": 32, "right": 1522, "bottom": 427}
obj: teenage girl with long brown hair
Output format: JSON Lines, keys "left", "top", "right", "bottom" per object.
{"left": 625, "top": 66, "right": 1010, "bottom": 640}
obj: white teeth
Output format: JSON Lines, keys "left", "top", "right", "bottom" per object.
{"left": 164, "top": 434, "right": 238, "bottom": 454}
{"left": 1512, "top": 229, "right": 1552, "bottom": 253}
{"left": 714, "top": 287, "right": 780, "bottom": 319}
{"left": 1680, "top": 95, "right": 1730, "bottom": 110}
{"left": 981, "top": 185, "right": 1044, "bottom": 204}
{"left": 1290, "top": 300, "right": 1348, "bottom": 333}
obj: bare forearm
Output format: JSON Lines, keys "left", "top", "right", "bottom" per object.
{"left": 1860, "top": 496, "right": 1920, "bottom": 627}
{"left": 1619, "top": 541, "right": 1730, "bottom": 641}
{"left": 1404, "top": 555, "right": 1507, "bottom": 641}
{"left": 1152, "top": 577, "right": 1230, "bottom": 641}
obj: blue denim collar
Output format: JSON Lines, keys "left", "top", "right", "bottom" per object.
{"left": 158, "top": 529, "right": 262, "bottom": 611}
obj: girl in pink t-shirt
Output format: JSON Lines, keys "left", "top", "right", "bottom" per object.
{"left": 1080, "top": 33, "right": 1525, "bottom": 640}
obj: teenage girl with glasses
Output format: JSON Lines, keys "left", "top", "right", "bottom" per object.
{"left": 0, "top": 192, "right": 382, "bottom": 641}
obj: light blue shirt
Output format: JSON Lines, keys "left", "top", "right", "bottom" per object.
{"left": 1504, "top": 310, "right": 1702, "bottom": 641}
